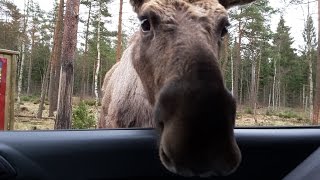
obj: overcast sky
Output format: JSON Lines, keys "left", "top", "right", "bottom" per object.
{"left": 12, "top": 0, "right": 318, "bottom": 51}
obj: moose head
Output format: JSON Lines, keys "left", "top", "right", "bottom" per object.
{"left": 129, "top": 0, "right": 255, "bottom": 177}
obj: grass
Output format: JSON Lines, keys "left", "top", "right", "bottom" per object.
{"left": 236, "top": 106, "right": 310, "bottom": 127}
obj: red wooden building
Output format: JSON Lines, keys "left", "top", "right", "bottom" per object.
{"left": 0, "top": 49, "right": 18, "bottom": 131}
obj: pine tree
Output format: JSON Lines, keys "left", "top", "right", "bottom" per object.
{"left": 312, "top": 0, "right": 320, "bottom": 125}
{"left": 55, "top": 0, "right": 81, "bottom": 129}
{"left": 16, "top": 0, "right": 31, "bottom": 115}
{"left": 272, "top": 15, "right": 296, "bottom": 109}
{"left": 116, "top": 0, "right": 123, "bottom": 62}
{"left": 37, "top": 1, "right": 60, "bottom": 118}
{"left": 302, "top": 4, "right": 317, "bottom": 120}
{"left": 229, "top": 0, "right": 274, "bottom": 118}
{"left": 27, "top": 2, "right": 44, "bottom": 95}
{"left": 80, "top": 0, "right": 92, "bottom": 99}
{"left": 48, "top": 0, "right": 65, "bottom": 117}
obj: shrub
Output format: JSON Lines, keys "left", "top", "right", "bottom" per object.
{"left": 21, "top": 96, "right": 29, "bottom": 102}
{"left": 277, "top": 110, "right": 299, "bottom": 119}
{"left": 244, "top": 107, "right": 253, "bottom": 115}
{"left": 83, "top": 99, "right": 102, "bottom": 106}
{"left": 266, "top": 110, "right": 271, "bottom": 116}
{"left": 83, "top": 99, "right": 96, "bottom": 106}
{"left": 21, "top": 96, "right": 32, "bottom": 102}
{"left": 266, "top": 109, "right": 275, "bottom": 116}
{"left": 72, "top": 101, "right": 95, "bottom": 129}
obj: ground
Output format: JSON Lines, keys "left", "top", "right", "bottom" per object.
{"left": 15, "top": 101, "right": 55, "bottom": 130}
{"left": 13, "top": 97, "right": 311, "bottom": 131}
{"left": 236, "top": 111, "right": 309, "bottom": 127}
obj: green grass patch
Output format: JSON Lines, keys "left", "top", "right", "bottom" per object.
{"left": 21, "top": 95, "right": 38, "bottom": 102}
{"left": 277, "top": 110, "right": 300, "bottom": 119}
{"left": 244, "top": 107, "right": 253, "bottom": 115}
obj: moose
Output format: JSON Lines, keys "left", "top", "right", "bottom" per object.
{"left": 99, "top": 0, "right": 255, "bottom": 177}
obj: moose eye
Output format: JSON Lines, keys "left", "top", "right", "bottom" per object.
{"left": 140, "top": 19, "right": 151, "bottom": 32}
{"left": 221, "top": 27, "right": 228, "bottom": 37}
{"left": 219, "top": 18, "right": 230, "bottom": 37}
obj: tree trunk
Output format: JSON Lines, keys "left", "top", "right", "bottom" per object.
{"left": 92, "top": 60, "right": 95, "bottom": 96}
{"left": 37, "top": 62, "right": 50, "bottom": 118}
{"left": 95, "top": 1, "right": 101, "bottom": 113}
{"left": 221, "top": 34, "right": 229, "bottom": 78}
{"left": 234, "top": 20, "right": 242, "bottom": 104}
{"left": 49, "top": 0, "right": 65, "bottom": 117}
{"left": 27, "top": 26, "right": 36, "bottom": 96}
{"left": 99, "top": 61, "right": 103, "bottom": 94}
{"left": 313, "top": 0, "right": 320, "bottom": 125}
{"left": 305, "top": 1, "right": 314, "bottom": 121}
{"left": 250, "top": 53, "right": 257, "bottom": 122}
{"left": 246, "top": 75, "right": 250, "bottom": 105}
{"left": 48, "top": 66, "right": 55, "bottom": 116}
{"left": 17, "top": 42, "right": 26, "bottom": 114}
{"left": 250, "top": 55, "right": 256, "bottom": 109}
{"left": 230, "top": 43, "right": 234, "bottom": 95}
{"left": 16, "top": 0, "right": 30, "bottom": 114}
{"left": 115, "top": 0, "right": 123, "bottom": 62}
{"left": 86, "top": 67, "right": 90, "bottom": 96}
{"left": 239, "top": 57, "right": 244, "bottom": 105}
{"left": 263, "top": 85, "right": 267, "bottom": 106}
{"left": 309, "top": 46, "right": 313, "bottom": 121}
{"left": 278, "top": 54, "right": 281, "bottom": 109}
{"left": 80, "top": 1, "right": 91, "bottom": 100}
{"left": 254, "top": 49, "right": 262, "bottom": 122}
{"left": 272, "top": 59, "right": 277, "bottom": 110}
{"left": 276, "top": 84, "right": 279, "bottom": 109}
{"left": 303, "top": 85, "right": 306, "bottom": 111}
{"left": 283, "top": 83, "right": 286, "bottom": 107}
{"left": 268, "top": 90, "right": 271, "bottom": 109}
{"left": 55, "top": 0, "right": 80, "bottom": 129}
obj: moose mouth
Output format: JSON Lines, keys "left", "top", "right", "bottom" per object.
{"left": 160, "top": 147, "right": 223, "bottom": 177}
{"left": 152, "top": 77, "right": 240, "bottom": 177}
{"left": 159, "top": 143, "right": 240, "bottom": 178}
{"left": 159, "top": 147, "right": 197, "bottom": 177}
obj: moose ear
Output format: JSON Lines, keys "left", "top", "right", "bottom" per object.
{"left": 130, "top": 0, "right": 147, "bottom": 13}
{"left": 219, "top": 0, "right": 256, "bottom": 9}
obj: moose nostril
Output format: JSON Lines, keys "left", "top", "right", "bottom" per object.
{"left": 158, "top": 121, "right": 164, "bottom": 131}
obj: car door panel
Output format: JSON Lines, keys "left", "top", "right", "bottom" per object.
{"left": 0, "top": 128, "right": 319, "bottom": 180}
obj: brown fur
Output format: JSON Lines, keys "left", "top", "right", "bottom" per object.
{"left": 99, "top": 0, "right": 255, "bottom": 177}
{"left": 99, "top": 34, "right": 154, "bottom": 128}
